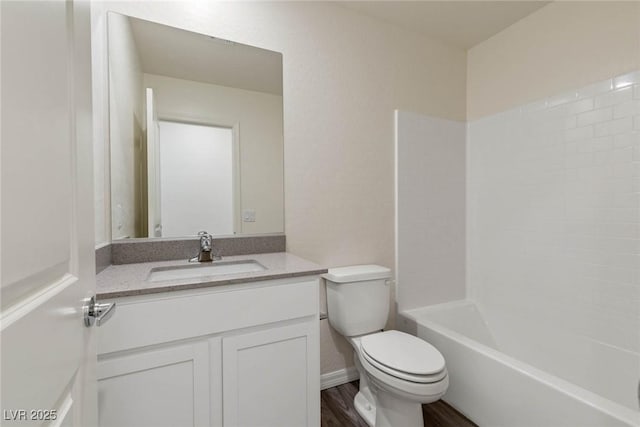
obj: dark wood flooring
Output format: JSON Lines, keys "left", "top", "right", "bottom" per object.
{"left": 321, "top": 380, "right": 477, "bottom": 427}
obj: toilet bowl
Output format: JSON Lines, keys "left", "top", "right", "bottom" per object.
{"left": 349, "top": 331, "right": 449, "bottom": 427}
{"left": 322, "top": 265, "right": 449, "bottom": 427}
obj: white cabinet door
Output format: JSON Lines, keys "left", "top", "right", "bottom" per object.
{"left": 1, "top": 1, "right": 96, "bottom": 426}
{"left": 222, "top": 321, "right": 320, "bottom": 427}
{"left": 97, "top": 339, "right": 215, "bottom": 427}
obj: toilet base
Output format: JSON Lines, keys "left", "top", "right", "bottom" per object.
{"left": 354, "top": 387, "right": 425, "bottom": 427}
{"left": 353, "top": 354, "right": 376, "bottom": 426}
{"left": 354, "top": 391, "right": 376, "bottom": 427}
{"left": 352, "top": 349, "right": 426, "bottom": 427}
{"left": 374, "top": 387, "right": 424, "bottom": 427}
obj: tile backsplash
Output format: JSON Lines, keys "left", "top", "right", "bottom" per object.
{"left": 468, "top": 71, "right": 640, "bottom": 354}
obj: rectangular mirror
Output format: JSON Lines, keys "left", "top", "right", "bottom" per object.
{"left": 107, "top": 13, "right": 284, "bottom": 240}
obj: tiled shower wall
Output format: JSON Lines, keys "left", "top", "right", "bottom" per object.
{"left": 468, "top": 72, "right": 640, "bottom": 355}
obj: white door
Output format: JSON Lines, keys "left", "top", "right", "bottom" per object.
{"left": 158, "top": 121, "right": 235, "bottom": 236}
{"left": 145, "top": 88, "right": 162, "bottom": 237}
{"left": 1, "top": 1, "right": 97, "bottom": 426}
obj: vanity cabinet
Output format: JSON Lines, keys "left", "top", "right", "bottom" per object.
{"left": 222, "top": 322, "right": 316, "bottom": 427}
{"left": 96, "top": 277, "right": 320, "bottom": 427}
{"left": 97, "top": 339, "right": 214, "bottom": 427}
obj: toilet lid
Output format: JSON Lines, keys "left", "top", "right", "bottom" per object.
{"left": 360, "top": 330, "right": 445, "bottom": 376}
{"left": 361, "top": 351, "right": 447, "bottom": 383}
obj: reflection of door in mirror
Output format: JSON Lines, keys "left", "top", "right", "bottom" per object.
{"left": 156, "top": 121, "right": 235, "bottom": 237}
{"left": 146, "top": 88, "right": 161, "bottom": 237}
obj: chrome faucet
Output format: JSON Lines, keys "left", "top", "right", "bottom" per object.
{"left": 190, "top": 231, "right": 215, "bottom": 262}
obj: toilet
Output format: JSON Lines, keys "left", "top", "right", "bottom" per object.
{"left": 323, "top": 265, "right": 449, "bottom": 427}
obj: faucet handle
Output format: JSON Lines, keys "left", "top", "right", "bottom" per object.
{"left": 190, "top": 231, "right": 215, "bottom": 262}
{"left": 197, "top": 231, "right": 213, "bottom": 252}
{"left": 198, "top": 231, "right": 212, "bottom": 242}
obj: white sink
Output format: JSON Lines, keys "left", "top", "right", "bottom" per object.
{"left": 147, "top": 260, "right": 267, "bottom": 282}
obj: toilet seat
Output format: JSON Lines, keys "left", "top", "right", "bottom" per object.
{"left": 361, "top": 350, "right": 447, "bottom": 383}
{"left": 357, "top": 343, "right": 449, "bottom": 401}
{"left": 360, "top": 330, "right": 446, "bottom": 384}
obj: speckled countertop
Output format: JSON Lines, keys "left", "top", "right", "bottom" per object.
{"left": 96, "top": 252, "right": 327, "bottom": 299}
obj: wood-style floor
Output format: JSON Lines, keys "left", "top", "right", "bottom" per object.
{"left": 321, "top": 380, "right": 477, "bottom": 427}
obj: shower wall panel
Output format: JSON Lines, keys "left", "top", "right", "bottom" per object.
{"left": 467, "top": 72, "right": 640, "bottom": 354}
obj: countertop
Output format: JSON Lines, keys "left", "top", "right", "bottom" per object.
{"left": 96, "top": 252, "right": 327, "bottom": 299}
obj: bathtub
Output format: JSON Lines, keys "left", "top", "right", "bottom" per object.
{"left": 399, "top": 300, "right": 640, "bottom": 427}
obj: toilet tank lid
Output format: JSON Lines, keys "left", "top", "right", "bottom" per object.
{"left": 322, "top": 265, "right": 391, "bottom": 283}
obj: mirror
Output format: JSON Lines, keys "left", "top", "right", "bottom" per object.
{"left": 107, "top": 13, "right": 284, "bottom": 240}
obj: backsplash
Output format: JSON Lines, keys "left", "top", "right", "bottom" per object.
{"left": 468, "top": 71, "right": 640, "bottom": 354}
{"left": 95, "top": 243, "right": 113, "bottom": 274}
{"left": 96, "top": 234, "right": 286, "bottom": 271}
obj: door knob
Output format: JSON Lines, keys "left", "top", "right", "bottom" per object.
{"left": 83, "top": 296, "right": 116, "bottom": 327}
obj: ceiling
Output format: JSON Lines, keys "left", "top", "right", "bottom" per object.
{"left": 338, "top": 1, "right": 551, "bottom": 50}
{"left": 128, "top": 16, "right": 283, "bottom": 95}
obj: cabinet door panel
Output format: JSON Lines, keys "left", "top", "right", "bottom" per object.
{"left": 98, "top": 342, "right": 209, "bottom": 427}
{"left": 222, "top": 321, "right": 318, "bottom": 427}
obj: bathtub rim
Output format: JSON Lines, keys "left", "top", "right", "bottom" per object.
{"left": 400, "top": 299, "right": 640, "bottom": 426}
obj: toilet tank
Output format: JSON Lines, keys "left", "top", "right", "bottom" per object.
{"left": 322, "top": 265, "right": 392, "bottom": 337}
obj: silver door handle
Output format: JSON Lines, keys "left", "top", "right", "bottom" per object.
{"left": 83, "top": 296, "right": 116, "bottom": 327}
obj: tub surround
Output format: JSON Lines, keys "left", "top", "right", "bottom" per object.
{"left": 394, "top": 71, "right": 640, "bottom": 426}
{"left": 97, "top": 251, "right": 326, "bottom": 299}
{"left": 395, "top": 111, "right": 466, "bottom": 311}
{"left": 468, "top": 71, "right": 639, "bottom": 357}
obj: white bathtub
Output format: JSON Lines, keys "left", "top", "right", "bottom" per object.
{"left": 399, "top": 300, "right": 640, "bottom": 427}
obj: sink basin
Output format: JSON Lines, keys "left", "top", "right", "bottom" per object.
{"left": 147, "top": 260, "right": 267, "bottom": 282}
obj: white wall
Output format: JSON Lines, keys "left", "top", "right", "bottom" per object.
{"left": 93, "top": 7, "right": 110, "bottom": 245}
{"left": 144, "top": 73, "right": 284, "bottom": 235}
{"left": 107, "top": 12, "right": 144, "bottom": 239}
{"left": 467, "top": 1, "right": 640, "bottom": 120}
{"left": 395, "top": 111, "right": 466, "bottom": 312}
{"left": 107, "top": 11, "right": 144, "bottom": 238}
{"left": 91, "top": 1, "right": 467, "bottom": 375}
{"left": 468, "top": 71, "right": 640, "bottom": 355}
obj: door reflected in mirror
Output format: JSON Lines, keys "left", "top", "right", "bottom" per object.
{"left": 107, "top": 13, "right": 284, "bottom": 240}
{"left": 157, "top": 121, "right": 236, "bottom": 237}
